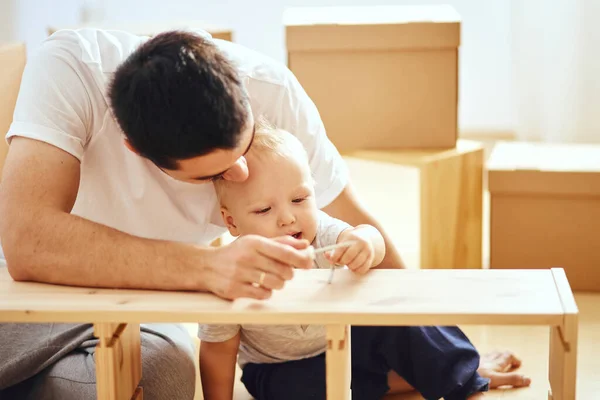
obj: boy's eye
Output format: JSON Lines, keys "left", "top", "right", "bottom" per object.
{"left": 254, "top": 207, "right": 271, "bottom": 214}
{"left": 292, "top": 197, "right": 307, "bottom": 203}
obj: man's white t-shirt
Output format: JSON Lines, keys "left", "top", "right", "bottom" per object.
{"left": 3, "top": 28, "right": 348, "bottom": 247}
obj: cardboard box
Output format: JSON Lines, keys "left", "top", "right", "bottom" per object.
{"left": 0, "top": 43, "right": 26, "bottom": 177}
{"left": 345, "top": 139, "right": 484, "bottom": 269}
{"left": 284, "top": 5, "right": 461, "bottom": 152}
{"left": 488, "top": 141, "right": 600, "bottom": 292}
{"left": 48, "top": 21, "right": 233, "bottom": 42}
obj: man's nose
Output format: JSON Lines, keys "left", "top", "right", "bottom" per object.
{"left": 222, "top": 157, "right": 249, "bottom": 182}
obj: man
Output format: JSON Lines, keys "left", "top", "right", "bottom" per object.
{"left": 0, "top": 29, "right": 528, "bottom": 399}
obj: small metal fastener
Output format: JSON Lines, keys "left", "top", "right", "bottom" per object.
{"left": 306, "top": 241, "right": 355, "bottom": 284}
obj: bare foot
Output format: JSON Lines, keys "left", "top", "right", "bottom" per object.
{"left": 478, "top": 351, "right": 532, "bottom": 389}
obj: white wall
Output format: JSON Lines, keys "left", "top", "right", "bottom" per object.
{"left": 13, "top": 0, "right": 514, "bottom": 135}
{"left": 0, "top": 0, "right": 17, "bottom": 43}
{"left": 511, "top": 0, "right": 600, "bottom": 143}
{"left": 14, "top": 0, "right": 83, "bottom": 53}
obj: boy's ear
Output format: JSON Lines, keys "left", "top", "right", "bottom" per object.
{"left": 221, "top": 207, "right": 240, "bottom": 237}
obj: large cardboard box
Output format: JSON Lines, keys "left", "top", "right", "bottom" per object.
{"left": 48, "top": 21, "right": 233, "bottom": 41}
{"left": 488, "top": 141, "right": 600, "bottom": 292}
{"left": 0, "top": 43, "right": 26, "bottom": 176}
{"left": 284, "top": 5, "right": 461, "bottom": 152}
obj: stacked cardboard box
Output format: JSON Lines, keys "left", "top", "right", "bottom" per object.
{"left": 284, "top": 6, "right": 484, "bottom": 269}
{"left": 488, "top": 142, "right": 600, "bottom": 292}
{"left": 284, "top": 5, "right": 461, "bottom": 152}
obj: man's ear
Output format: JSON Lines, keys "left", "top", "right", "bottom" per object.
{"left": 124, "top": 139, "right": 140, "bottom": 155}
{"left": 221, "top": 207, "right": 240, "bottom": 237}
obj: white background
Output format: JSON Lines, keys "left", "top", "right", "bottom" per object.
{"left": 2, "top": 0, "right": 599, "bottom": 143}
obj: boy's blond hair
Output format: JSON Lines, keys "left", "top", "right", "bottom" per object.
{"left": 248, "top": 116, "right": 309, "bottom": 160}
{"left": 213, "top": 116, "right": 311, "bottom": 203}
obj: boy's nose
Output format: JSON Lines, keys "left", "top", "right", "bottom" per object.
{"left": 278, "top": 211, "right": 296, "bottom": 227}
{"left": 222, "top": 157, "right": 249, "bottom": 182}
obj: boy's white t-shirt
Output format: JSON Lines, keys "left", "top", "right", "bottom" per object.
{"left": 3, "top": 28, "right": 348, "bottom": 246}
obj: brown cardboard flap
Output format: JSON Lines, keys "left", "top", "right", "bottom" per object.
{"left": 284, "top": 5, "right": 460, "bottom": 52}
{"left": 0, "top": 42, "right": 26, "bottom": 174}
{"left": 488, "top": 170, "right": 600, "bottom": 196}
{"left": 487, "top": 142, "right": 600, "bottom": 196}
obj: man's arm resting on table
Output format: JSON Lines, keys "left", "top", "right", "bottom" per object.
{"left": 199, "top": 333, "right": 241, "bottom": 400}
{"left": 322, "top": 183, "right": 406, "bottom": 269}
{"left": 0, "top": 137, "right": 212, "bottom": 291}
{"left": 0, "top": 138, "right": 311, "bottom": 298}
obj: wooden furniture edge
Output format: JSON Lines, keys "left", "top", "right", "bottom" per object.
{"left": 341, "top": 140, "right": 484, "bottom": 167}
{"left": 0, "top": 42, "right": 26, "bottom": 53}
{"left": 326, "top": 325, "right": 351, "bottom": 399}
{"left": 0, "top": 310, "right": 565, "bottom": 326}
{"left": 94, "top": 323, "right": 142, "bottom": 400}
{"left": 550, "top": 268, "right": 579, "bottom": 315}
{"left": 548, "top": 268, "right": 578, "bottom": 400}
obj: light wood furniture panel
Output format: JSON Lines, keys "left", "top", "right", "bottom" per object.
{"left": 0, "top": 42, "right": 26, "bottom": 178}
{"left": 0, "top": 267, "right": 577, "bottom": 400}
{"left": 343, "top": 139, "right": 484, "bottom": 269}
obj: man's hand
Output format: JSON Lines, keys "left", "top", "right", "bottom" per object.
{"left": 205, "top": 235, "right": 312, "bottom": 300}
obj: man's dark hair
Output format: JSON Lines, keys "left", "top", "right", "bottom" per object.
{"left": 108, "top": 30, "right": 249, "bottom": 169}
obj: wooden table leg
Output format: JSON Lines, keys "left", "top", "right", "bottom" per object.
{"left": 94, "top": 323, "right": 143, "bottom": 400}
{"left": 326, "top": 324, "right": 351, "bottom": 400}
{"left": 548, "top": 268, "right": 579, "bottom": 400}
{"left": 548, "top": 315, "right": 578, "bottom": 400}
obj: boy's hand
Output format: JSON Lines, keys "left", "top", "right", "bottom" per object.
{"left": 326, "top": 228, "right": 375, "bottom": 275}
{"left": 206, "top": 234, "right": 312, "bottom": 300}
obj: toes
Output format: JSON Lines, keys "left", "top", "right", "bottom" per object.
{"left": 509, "top": 353, "right": 523, "bottom": 369}
{"left": 488, "top": 372, "right": 532, "bottom": 389}
{"left": 482, "top": 351, "right": 522, "bottom": 372}
{"left": 483, "top": 350, "right": 503, "bottom": 360}
{"left": 501, "top": 351, "right": 522, "bottom": 371}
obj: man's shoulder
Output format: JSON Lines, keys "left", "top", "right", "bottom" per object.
{"left": 40, "top": 29, "right": 291, "bottom": 85}
{"left": 215, "top": 39, "right": 291, "bottom": 90}
{"left": 40, "top": 28, "right": 145, "bottom": 74}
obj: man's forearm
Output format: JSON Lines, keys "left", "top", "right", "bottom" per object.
{"left": 2, "top": 208, "right": 210, "bottom": 291}
{"left": 323, "top": 184, "right": 406, "bottom": 269}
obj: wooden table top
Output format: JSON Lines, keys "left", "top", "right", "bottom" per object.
{"left": 0, "top": 267, "right": 574, "bottom": 326}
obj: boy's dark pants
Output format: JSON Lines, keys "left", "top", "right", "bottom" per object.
{"left": 241, "top": 325, "right": 490, "bottom": 400}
